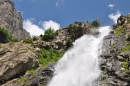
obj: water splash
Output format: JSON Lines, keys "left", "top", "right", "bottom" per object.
{"left": 47, "top": 26, "right": 111, "bottom": 86}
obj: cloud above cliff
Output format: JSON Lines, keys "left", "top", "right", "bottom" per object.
{"left": 40, "top": 20, "right": 60, "bottom": 30}
{"left": 108, "top": 11, "right": 121, "bottom": 24}
{"left": 23, "top": 19, "right": 44, "bottom": 36}
{"left": 23, "top": 19, "right": 60, "bottom": 36}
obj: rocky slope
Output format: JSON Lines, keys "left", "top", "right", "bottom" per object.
{"left": 100, "top": 14, "right": 130, "bottom": 86}
{"left": 0, "top": 21, "right": 91, "bottom": 86}
{"left": 34, "top": 22, "right": 91, "bottom": 51}
{"left": 0, "top": 0, "right": 130, "bottom": 86}
{"left": 0, "top": 0, "right": 30, "bottom": 39}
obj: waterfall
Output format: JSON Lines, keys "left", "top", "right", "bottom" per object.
{"left": 47, "top": 26, "right": 111, "bottom": 86}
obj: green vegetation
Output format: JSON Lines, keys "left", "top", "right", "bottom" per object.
{"left": 69, "top": 24, "right": 76, "bottom": 28}
{"left": 121, "top": 62, "right": 129, "bottom": 73}
{"left": 112, "top": 41, "right": 117, "bottom": 47}
{"left": 66, "top": 39, "right": 73, "bottom": 50}
{"left": 0, "top": 27, "right": 18, "bottom": 43}
{"left": 16, "top": 77, "right": 27, "bottom": 84}
{"left": 40, "top": 28, "right": 56, "bottom": 41}
{"left": 23, "top": 38, "right": 33, "bottom": 43}
{"left": 128, "top": 20, "right": 130, "bottom": 23}
{"left": 127, "top": 35, "right": 130, "bottom": 41}
{"left": 26, "top": 69, "right": 35, "bottom": 74}
{"left": 91, "top": 19, "right": 101, "bottom": 27}
{"left": 115, "top": 26, "right": 123, "bottom": 36}
{"left": 121, "top": 45, "right": 130, "bottom": 52}
{"left": 38, "top": 49, "right": 63, "bottom": 66}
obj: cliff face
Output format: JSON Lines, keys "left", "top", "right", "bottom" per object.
{"left": 0, "top": 0, "right": 30, "bottom": 39}
{"left": 100, "top": 14, "right": 130, "bottom": 86}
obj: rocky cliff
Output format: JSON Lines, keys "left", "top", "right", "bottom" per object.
{"left": 100, "top": 14, "right": 130, "bottom": 86}
{"left": 0, "top": 0, "right": 30, "bottom": 39}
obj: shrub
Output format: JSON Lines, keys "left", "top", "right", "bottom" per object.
{"left": 0, "top": 27, "right": 18, "bottom": 43}
{"left": 32, "top": 36, "right": 38, "bottom": 41}
{"left": 23, "top": 38, "right": 33, "bottom": 43}
{"left": 127, "top": 35, "right": 130, "bottom": 41}
{"left": 38, "top": 49, "right": 63, "bottom": 66}
{"left": 69, "top": 24, "right": 76, "bottom": 29}
{"left": 115, "top": 26, "right": 123, "bottom": 36}
{"left": 41, "top": 28, "right": 56, "bottom": 41}
{"left": 66, "top": 39, "right": 73, "bottom": 50}
{"left": 91, "top": 19, "right": 101, "bottom": 27}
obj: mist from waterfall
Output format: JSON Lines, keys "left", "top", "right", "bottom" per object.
{"left": 47, "top": 26, "right": 111, "bottom": 86}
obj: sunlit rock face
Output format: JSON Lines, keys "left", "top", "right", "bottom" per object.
{"left": 0, "top": 0, "right": 30, "bottom": 39}
{"left": 0, "top": 42, "right": 38, "bottom": 85}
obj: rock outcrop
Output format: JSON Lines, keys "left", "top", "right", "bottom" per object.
{"left": 2, "top": 63, "right": 55, "bottom": 86}
{"left": 0, "top": 0, "right": 30, "bottom": 39}
{"left": 0, "top": 42, "right": 38, "bottom": 85}
{"left": 34, "top": 22, "right": 91, "bottom": 51}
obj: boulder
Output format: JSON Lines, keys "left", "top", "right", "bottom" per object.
{"left": 2, "top": 63, "right": 55, "bottom": 86}
{"left": 0, "top": 42, "right": 38, "bottom": 84}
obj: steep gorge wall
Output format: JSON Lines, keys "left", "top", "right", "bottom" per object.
{"left": 0, "top": 0, "right": 30, "bottom": 39}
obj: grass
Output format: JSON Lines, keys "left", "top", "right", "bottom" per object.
{"left": 38, "top": 49, "right": 64, "bottom": 67}
{"left": 16, "top": 77, "right": 27, "bottom": 84}
{"left": 121, "top": 45, "right": 130, "bottom": 52}
{"left": 26, "top": 69, "right": 35, "bottom": 74}
{"left": 121, "top": 62, "right": 129, "bottom": 73}
{"left": 115, "top": 26, "right": 123, "bottom": 36}
{"left": 23, "top": 38, "right": 33, "bottom": 43}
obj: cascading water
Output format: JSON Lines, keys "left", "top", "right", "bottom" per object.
{"left": 47, "top": 26, "right": 111, "bottom": 86}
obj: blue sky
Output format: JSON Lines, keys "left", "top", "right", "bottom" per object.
{"left": 12, "top": 0, "right": 130, "bottom": 36}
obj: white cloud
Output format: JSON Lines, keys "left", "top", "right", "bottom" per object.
{"left": 40, "top": 20, "right": 60, "bottom": 31}
{"left": 23, "top": 19, "right": 44, "bottom": 36}
{"left": 108, "top": 11, "right": 121, "bottom": 24}
{"left": 55, "top": 0, "right": 64, "bottom": 7}
{"left": 108, "top": 4, "right": 115, "bottom": 9}
{"left": 23, "top": 19, "right": 60, "bottom": 36}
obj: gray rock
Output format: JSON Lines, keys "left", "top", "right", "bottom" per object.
{"left": 99, "top": 34, "right": 130, "bottom": 86}
{"left": 0, "top": 0, "right": 30, "bottom": 39}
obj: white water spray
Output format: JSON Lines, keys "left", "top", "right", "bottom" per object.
{"left": 47, "top": 26, "right": 111, "bottom": 86}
